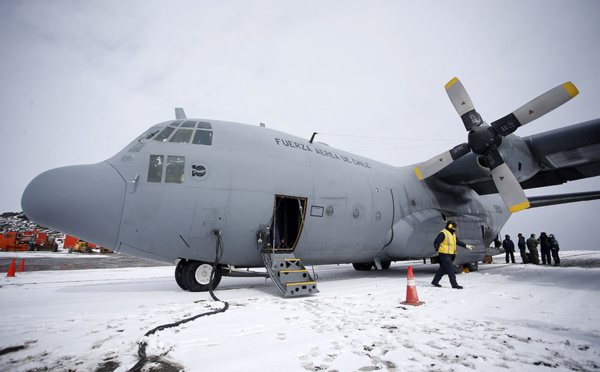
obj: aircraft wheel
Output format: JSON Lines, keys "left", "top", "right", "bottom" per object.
{"left": 182, "top": 261, "right": 222, "bottom": 292}
{"left": 453, "top": 264, "right": 464, "bottom": 274}
{"left": 174, "top": 260, "right": 187, "bottom": 290}
{"left": 466, "top": 261, "right": 479, "bottom": 271}
{"left": 352, "top": 262, "right": 373, "bottom": 271}
{"left": 381, "top": 261, "right": 391, "bottom": 270}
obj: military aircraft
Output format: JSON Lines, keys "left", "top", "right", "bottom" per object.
{"left": 21, "top": 78, "right": 600, "bottom": 296}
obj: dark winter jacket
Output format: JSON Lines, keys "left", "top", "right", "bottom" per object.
{"left": 549, "top": 238, "right": 560, "bottom": 251}
{"left": 518, "top": 236, "right": 526, "bottom": 250}
{"left": 502, "top": 239, "right": 515, "bottom": 253}
{"left": 540, "top": 235, "right": 551, "bottom": 250}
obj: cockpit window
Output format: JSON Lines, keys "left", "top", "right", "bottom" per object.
{"left": 169, "top": 129, "right": 193, "bottom": 143}
{"left": 138, "top": 127, "right": 161, "bottom": 141}
{"left": 154, "top": 127, "right": 175, "bottom": 142}
{"left": 149, "top": 121, "right": 214, "bottom": 146}
{"left": 181, "top": 120, "right": 197, "bottom": 128}
{"left": 129, "top": 127, "right": 161, "bottom": 152}
{"left": 192, "top": 130, "right": 213, "bottom": 145}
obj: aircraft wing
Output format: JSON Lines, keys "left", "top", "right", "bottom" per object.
{"left": 519, "top": 118, "right": 600, "bottom": 190}
{"left": 432, "top": 118, "right": 600, "bottom": 196}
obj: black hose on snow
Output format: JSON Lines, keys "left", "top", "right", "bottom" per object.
{"left": 127, "top": 231, "right": 229, "bottom": 372}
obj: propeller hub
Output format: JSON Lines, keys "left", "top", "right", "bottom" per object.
{"left": 468, "top": 125, "right": 502, "bottom": 155}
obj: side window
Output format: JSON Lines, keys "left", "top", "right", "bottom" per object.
{"left": 165, "top": 156, "right": 185, "bottom": 184}
{"left": 148, "top": 155, "right": 164, "bottom": 182}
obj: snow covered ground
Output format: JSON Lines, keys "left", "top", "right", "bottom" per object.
{"left": 1, "top": 251, "right": 599, "bottom": 372}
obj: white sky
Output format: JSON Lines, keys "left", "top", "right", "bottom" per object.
{"left": 1, "top": 1, "right": 599, "bottom": 249}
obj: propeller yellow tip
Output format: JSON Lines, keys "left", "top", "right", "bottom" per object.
{"left": 563, "top": 82, "right": 579, "bottom": 98}
{"left": 445, "top": 77, "right": 459, "bottom": 90}
{"left": 414, "top": 167, "right": 424, "bottom": 180}
{"left": 508, "top": 201, "right": 530, "bottom": 213}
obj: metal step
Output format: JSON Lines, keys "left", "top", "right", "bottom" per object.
{"left": 261, "top": 252, "right": 319, "bottom": 297}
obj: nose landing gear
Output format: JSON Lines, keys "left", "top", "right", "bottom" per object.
{"left": 175, "top": 259, "right": 222, "bottom": 292}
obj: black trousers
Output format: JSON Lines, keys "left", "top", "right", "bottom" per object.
{"left": 551, "top": 249, "right": 560, "bottom": 265}
{"left": 432, "top": 253, "right": 458, "bottom": 287}
{"left": 505, "top": 251, "right": 515, "bottom": 263}
{"left": 541, "top": 248, "right": 551, "bottom": 264}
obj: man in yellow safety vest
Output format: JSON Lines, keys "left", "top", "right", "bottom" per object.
{"left": 431, "top": 220, "right": 474, "bottom": 289}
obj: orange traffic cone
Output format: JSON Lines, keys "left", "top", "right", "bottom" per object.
{"left": 401, "top": 266, "right": 425, "bottom": 306}
{"left": 18, "top": 259, "right": 25, "bottom": 272}
{"left": 6, "top": 259, "right": 16, "bottom": 277}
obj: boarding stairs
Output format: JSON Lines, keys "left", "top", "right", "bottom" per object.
{"left": 261, "top": 251, "right": 319, "bottom": 297}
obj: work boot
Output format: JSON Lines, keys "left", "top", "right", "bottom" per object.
{"left": 452, "top": 285, "right": 463, "bottom": 289}
{"left": 431, "top": 282, "right": 442, "bottom": 288}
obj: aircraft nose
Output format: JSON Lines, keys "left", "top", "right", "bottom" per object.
{"left": 21, "top": 162, "right": 126, "bottom": 249}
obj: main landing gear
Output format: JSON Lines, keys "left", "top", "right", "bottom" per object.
{"left": 175, "top": 260, "right": 222, "bottom": 292}
{"left": 453, "top": 261, "right": 479, "bottom": 274}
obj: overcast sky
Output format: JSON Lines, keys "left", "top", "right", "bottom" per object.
{"left": 1, "top": 1, "right": 599, "bottom": 250}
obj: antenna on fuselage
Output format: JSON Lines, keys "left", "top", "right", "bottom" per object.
{"left": 309, "top": 132, "right": 318, "bottom": 144}
{"left": 175, "top": 107, "right": 187, "bottom": 119}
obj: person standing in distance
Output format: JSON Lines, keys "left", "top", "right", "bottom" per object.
{"left": 548, "top": 234, "right": 561, "bottom": 266}
{"left": 539, "top": 232, "right": 551, "bottom": 265}
{"left": 502, "top": 235, "right": 516, "bottom": 264}
{"left": 431, "top": 220, "right": 474, "bottom": 289}
{"left": 527, "top": 233, "right": 540, "bottom": 265}
{"left": 517, "top": 233, "right": 528, "bottom": 264}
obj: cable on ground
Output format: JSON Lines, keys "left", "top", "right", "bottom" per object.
{"left": 127, "top": 231, "right": 229, "bottom": 372}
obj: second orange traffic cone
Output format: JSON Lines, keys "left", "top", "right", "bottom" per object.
{"left": 18, "top": 259, "right": 25, "bottom": 272}
{"left": 401, "top": 266, "right": 425, "bottom": 306}
{"left": 6, "top": 259, "right": 16, "bottom": 277}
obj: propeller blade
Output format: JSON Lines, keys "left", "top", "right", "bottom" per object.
{"left": 491, "top": 163, "right": 530, "bottom": 212}
{"left": 445, "top": 77, "right": 484, "bottom": 131}
{"left": 414, "top": 143, "right": 470, "bottom": 180}
{"left": 492, "top": 82, "right": 579, "bottom": 136}
{"left": 484, "top": 147, "right": 530, "bottom": 213}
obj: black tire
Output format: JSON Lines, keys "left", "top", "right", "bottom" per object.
{"left": 175, "top": 260, "right": 187, "bottom": 290}
{"left": 182, "top": 261, "right": 222, "bottom": 292}
{"left": 352, "top": 262, "right": 373, "bottom": 271}
{"left": 380, "top": 261, "right": 391, "bottom": 270}
{"left": 453, "top": 264, "right": 464, "bottom": 274}
{"left": 466, "top": 261, "right": 479, "bottom": 271}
